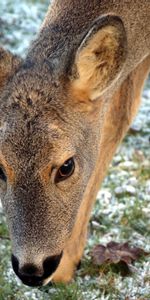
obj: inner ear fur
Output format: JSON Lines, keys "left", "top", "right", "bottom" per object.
{"left": 0, "top": 47, "right": 22, "bottom": 92}
{"left": 71, "top": 15, "right": 127, "bottom": 101}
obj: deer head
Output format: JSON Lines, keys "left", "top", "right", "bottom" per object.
{"left": 0, "top": 15, "right": 127, "bottom": 286}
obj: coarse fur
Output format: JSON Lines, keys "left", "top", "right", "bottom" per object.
{"left": 0, "top": 0, "right": 150, "bottom": 286}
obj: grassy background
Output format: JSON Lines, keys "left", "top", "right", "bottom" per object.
{"left": 0, "top": 1, "right": 150, "bottom": 299}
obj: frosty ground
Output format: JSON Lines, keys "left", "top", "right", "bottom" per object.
{"left": 0, "top": 1, "right": 150, "bottom": 299}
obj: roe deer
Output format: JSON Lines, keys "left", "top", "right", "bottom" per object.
{"left": 0, "top": 0, "right": 150, "bottom": 287}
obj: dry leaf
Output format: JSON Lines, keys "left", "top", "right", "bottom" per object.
{"left": 91, "top": 241, "right": 149, "bottom": 271}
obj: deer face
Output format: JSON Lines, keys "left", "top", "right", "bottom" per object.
{"left": 0, "top": 15, "right": 127, "bottom": 286}
{"left": 0, "top": 67, "right": 101, "bottom": 286}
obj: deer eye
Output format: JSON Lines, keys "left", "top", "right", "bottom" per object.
{"left": 0, "top": 167, "right": 7, "bottom": 182}
{"left": 55, "top": 158, "right": 75, "bottom": 183}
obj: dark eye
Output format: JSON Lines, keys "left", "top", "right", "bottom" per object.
{"left": 0, "top": 167, "right": 7, "bottom": 182}
{"left": 55, "top": 158, "right": 75, "bottom": 183}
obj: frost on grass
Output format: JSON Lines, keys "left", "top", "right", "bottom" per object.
{"left": 0, "top": 0, "right": 49, "bottom": 56}
{"left": 0, "top": 1, "right": 150, "bottom": 300}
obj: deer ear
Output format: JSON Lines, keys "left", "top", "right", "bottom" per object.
{"left": 71, "top": 16, "right": 127, "bottom": 101}
{"left": 0, "top": 47, "right": 22, "bottom": 92}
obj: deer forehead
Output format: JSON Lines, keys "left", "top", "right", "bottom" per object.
{"left": 0, "top": 116, "right": 77, "bottom": 181}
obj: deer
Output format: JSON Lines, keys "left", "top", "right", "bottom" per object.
{"left": 0, "top": 0, "right": 150, "bottom": 287}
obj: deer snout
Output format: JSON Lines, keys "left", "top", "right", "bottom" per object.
{"left": 11, "top": 252, "right": 63, "bottom": 287}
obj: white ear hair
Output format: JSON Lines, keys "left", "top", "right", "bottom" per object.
{"left": 71, "top": 15, "right": 127, "bottom": 101}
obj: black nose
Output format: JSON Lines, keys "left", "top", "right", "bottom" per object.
{"left": 11, "top": 252, "right": 63, "bottom": 287}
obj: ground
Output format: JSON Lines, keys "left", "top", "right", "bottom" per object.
{"left": 0, "top": 1, "right": 150, "bottom": 299}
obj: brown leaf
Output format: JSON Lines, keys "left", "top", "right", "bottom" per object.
{"left": 91, "top": 241, "right": 149, "bottom": 270}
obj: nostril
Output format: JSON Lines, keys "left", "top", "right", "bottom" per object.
{"left": 19, "top": 264, "right": 41, "bottom": 277}
{"left": 11, "top": 251, "right": 63, "bottom": 287}
{"left": 11, "top": 254, "right": 43, "bottom": 278}
{"left": 43, "top": 252, "right": 63, "bottom": 277}
{"left": 11, "top": 254, "right": 19, "bottom": 275}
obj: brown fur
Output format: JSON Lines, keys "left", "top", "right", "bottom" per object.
{"left": 52, "top": 54, "right": 150, "bottom": 283}
{"left": 0, "top": 48, "right": 22, "bottom": 92}
{"left": 0, "top": 0, "right": 150, "bottom": 286}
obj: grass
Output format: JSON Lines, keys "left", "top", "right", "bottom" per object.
{"left": 0, "top": 1, "right": 150, "bottom": 299}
